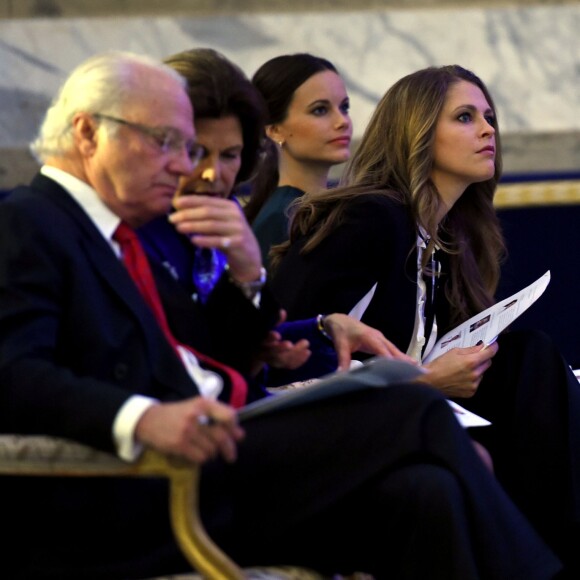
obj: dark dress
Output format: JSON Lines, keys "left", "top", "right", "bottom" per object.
{"left": 272, "top": 192, "right": 580, "bottom": 574}
{"left": 251, "top": 185, "right": 304, "bottom": 270}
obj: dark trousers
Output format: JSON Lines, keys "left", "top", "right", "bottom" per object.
{"left": 460, "top": 329, "right": 580, "bottom": 574}
{"left": 208, "top": 384, "right": 558, "bottom": 579}
{"left": 5, "top": 384, "right": 561, "bottom": 579}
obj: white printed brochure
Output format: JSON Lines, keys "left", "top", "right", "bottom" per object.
{"left": 423, "top": 271, "right": 550, "bottom": 363}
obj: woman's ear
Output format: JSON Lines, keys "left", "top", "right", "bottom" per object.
{"left": 266, "top": 124, "right": 285, "bottom": 147}
{"left": 72, "top": 112, "right": 99, "bottom": 157}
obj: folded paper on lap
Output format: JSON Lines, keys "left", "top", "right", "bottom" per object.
{"left": 241, "top": 357, "right": 489, "bottom": 428}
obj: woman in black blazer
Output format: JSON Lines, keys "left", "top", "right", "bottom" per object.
{"left": 272, "top": 64, "right": 580, "bottom": 575}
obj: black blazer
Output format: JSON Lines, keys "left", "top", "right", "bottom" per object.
{"left": 0, "top": 174, "right": 279, "bottom": 452}
{"left": 272, "top": 194, "right": 425, "bottom": 352}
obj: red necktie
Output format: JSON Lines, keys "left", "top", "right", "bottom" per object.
{"left": 113, "top": 221, "right": 248, "bottom": 408}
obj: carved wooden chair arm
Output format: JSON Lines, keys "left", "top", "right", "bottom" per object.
{"left": 0, "top": 435, "right": 244, "bottom": 579}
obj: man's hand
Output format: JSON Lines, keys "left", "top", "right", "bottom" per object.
{"left": 322, "top": 313, "right": 417, "bottom": 371}
{"left": 134, "top": 397, "right": 245, "bottom": 464}
{"left": 170, "top": 195, "right": 262, "bottom": 283}
{"left": 417, "top": 342, "right": 499, "bottom": 398}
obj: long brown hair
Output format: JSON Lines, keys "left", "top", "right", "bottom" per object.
{"left": 274, "top": 65, "right": 505, "bottom": 326}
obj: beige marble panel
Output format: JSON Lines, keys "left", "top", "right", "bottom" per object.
{"left": 502, "top": 132, "right": 580, "bottom": 174}
{"left": 0, "top": 1, "right": 577, "bottom": 188}
{"left": 0, "top": 0, "right": 577, "bottom": 19}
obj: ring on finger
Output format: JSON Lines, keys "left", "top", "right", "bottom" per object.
{"left": 197, "top": 415, "right": 217, "bottom": 427}
{"left": 197, "top": 414, "right": 211, "bottom": 426}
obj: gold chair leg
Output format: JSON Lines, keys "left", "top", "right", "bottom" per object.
{"left": 168, "top": 465, "right": 244, "bottom": 579}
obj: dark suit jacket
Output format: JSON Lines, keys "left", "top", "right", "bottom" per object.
{"left": 0, "top": 174, "right": 279, "bottom": 453}
{"left": 272, "top": 194, "right": 430, "bottom": 352}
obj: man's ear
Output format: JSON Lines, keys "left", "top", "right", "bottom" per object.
{"left": 72, "top": 112, "right": 99, "bottom": 156}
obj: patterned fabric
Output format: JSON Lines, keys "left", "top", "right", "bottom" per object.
{"left": 114, "top": 222, "right": 248, "bottom": 408}
{"left": 192, "top": 246, "right": 228, "bottom": 303}
{"left": 0, "top": 435, "right": 122, "bottom": 465}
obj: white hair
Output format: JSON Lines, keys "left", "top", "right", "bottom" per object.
{"left": 30, "top": 51, "right": 187, "bottom": 162}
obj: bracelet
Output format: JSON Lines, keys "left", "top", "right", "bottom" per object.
{"left": 316, "top": 314, "right": 332, "bottom": 341}
{"left": 228, "top": 266, "right": 267, "bottom": 300}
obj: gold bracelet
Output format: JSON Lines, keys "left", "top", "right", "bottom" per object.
{"left": 316, "top": 314, "right": 332, "bottom": 341}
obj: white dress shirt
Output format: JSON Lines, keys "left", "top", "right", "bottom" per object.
{"left": 407, "top": 228, "right": 439, "bottom": 363}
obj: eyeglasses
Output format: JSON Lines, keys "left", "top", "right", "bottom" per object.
{"left": 93, "top": 113, "right": 203, "bottom": 165}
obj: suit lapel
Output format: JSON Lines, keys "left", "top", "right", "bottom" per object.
{"left": 35, "top": 175, "right": 150, "bottom": 317}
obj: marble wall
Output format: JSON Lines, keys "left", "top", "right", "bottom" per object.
{"left": 0, "top": 0, "right": 576, "bottom": 18}
{"left": 0, "top": 1, "right": 578, "bottom": 187}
